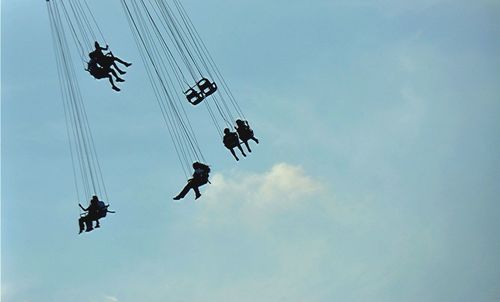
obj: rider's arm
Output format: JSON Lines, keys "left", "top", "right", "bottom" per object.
{"left": 105, "top": 204, "right": 115, "bottom": 214}
{"left": 79, "top": 204, "right": 88, "bottom": 211}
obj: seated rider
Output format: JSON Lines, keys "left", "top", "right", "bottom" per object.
{"left": 235, "top": 119, "right": 259, "bottom": 153}
{"left": 78, "top": 196, "right": 99, "bottom": 233}
{"left": 89, "top": 41, "right": 132, "bottom": 75}
{"left": 223, "top": 128, "right": 246, "bottom": 161}
{"left": 78, "top": 195, "right": 115, "bottom": 233}
{"left": 173, "top": 162, "right": 210, "bottom": 200}
{"left": 94, "top": 200, "right": 114, "bottom": 228}
{"left": 86, "top": 57, "right": 125, "bottom": 92}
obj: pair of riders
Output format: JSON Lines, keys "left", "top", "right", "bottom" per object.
{"left": 78, "top": 195, "right": 114, "bottom": 233}
{"left": 223, "top": 119, "right": 259, "bottom": 161}
{"left": 86, "top": 42, "right": 132, "bottom": 92}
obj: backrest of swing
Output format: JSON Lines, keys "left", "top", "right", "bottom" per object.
{"left": 97, "top": 201, "right": 107, "bottom": 218}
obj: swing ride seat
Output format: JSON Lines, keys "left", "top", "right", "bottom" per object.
{"left": 238, "top": 127, "right": 254, "bottom": 141}
{"left": 197, "top": 78, "right": 217, "bottom": 97}
{"left": 185, "top": 87, "right": 205, "bottom": 105}
{"left": 223, "top": 133, "right": 240, "bottom": 149}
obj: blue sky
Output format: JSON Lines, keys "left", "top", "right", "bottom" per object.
{"left": 2, "top": 0, "right": 500, "bottom": 301}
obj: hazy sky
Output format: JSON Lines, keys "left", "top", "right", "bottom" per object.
{"left": 2, "top": 0, "right": 500, "bottom": 301}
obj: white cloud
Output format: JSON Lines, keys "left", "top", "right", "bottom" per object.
{"left": 209, "top": 163, "right": 322, "bottom": 202}
{"left": 191, "top": 163, "right": 381, "bottom": 232}
{"left": 196, "top": 163, "right": 324, "bottom": 227}
{"left": 104, "top": 296, "right": 118, "bottom": 302}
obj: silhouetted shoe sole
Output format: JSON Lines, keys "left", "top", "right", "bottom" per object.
{"left": 116, "top": 78, "right": 125, "bottom": 82}
{"left": 125, "top": 63, "right": 132, "bottom": 67}
{"left": 112, "top": 87, "right": 121, "bottom": 92}
{"left": 173, "top": 196, "right": 181, "bottom": 200}
{"left": 195, "top": 195, "right": 201, "bottom": 200}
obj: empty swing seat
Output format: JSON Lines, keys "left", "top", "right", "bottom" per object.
{"left": 185, "top": 87, "right": 205, "bottom": 105}
{"left": 197, "top": 78, "right": 217, "bottom": 97}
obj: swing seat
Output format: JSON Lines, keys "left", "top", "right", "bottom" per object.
{"left": 185, "top": 87, "right": 205, "bottom": 105}
{"left": 197, "top": 78, "right": 217, "bottom": 97}
{"left": 238, "top": 128, "right": 254, "bottom": 140}
{"left": 223, "top": 134, "right": 240, "bottom": 149}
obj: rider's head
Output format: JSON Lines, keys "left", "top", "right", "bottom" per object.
{"left": 94, "top": 41, "right": 100, "bottom": 49}
{"left": 236, "top": 119, "right": 243, "bottom": 125}
{"left": 224, "top": 128, "right": 230, "bottom": 134}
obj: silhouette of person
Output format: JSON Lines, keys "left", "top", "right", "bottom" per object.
{"left": 86, "top": 57, "right": 125, "bottom": 92}
{"left": 89, "top": 41, "right": 132, "bottom": 75}
{"left": 78, "top": 196, "right": 100, "bottom": 233}
{"left": 223, "top": 128, "right": 246, "bottom": 161}
{"left": 173, "top": 162, "right": 210, "bottom": 200}
{"left": 235, "top": 119, "right": 259, "bottom": 152}
{"left": 78, "top": 195, "right": 114, "bottom": 233}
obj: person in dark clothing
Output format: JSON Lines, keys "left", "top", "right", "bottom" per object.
{"left": 78, "top": 196, "right": 100, "bottom": 233}
{"left": 78, "top": 195, "right": 114, "bottom": 233}
{"left": 173, "top": 162, "right": 210, "bottom": 200}
{"left": 235, "top": 119, "right": 259, "bottom": 152}
{"left": 223, "top": 128, "right": 246, "bottom": 161}
{"left": 89, "top": 41, "right": 131, "bottom": 75}
{"left": 86, "top": 57, "right": 124, "bottom": 92}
